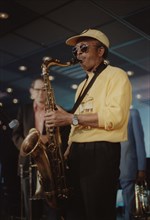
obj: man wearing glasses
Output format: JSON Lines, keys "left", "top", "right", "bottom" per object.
{"left": 45, "top": 29, "right": 132, "bottom": 220}
{"left": 12, "top": 78, "right": 58, "bottom": 220}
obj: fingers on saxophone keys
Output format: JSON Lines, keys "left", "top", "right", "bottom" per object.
{"left": 45, "top": 112, "right": 54, "bottom": 127}
{"left": 45, "top": 120, "right": 54, "bottom": 128}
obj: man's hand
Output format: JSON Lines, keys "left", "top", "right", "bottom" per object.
{"left": 44, "top": 105, "right": 72, "bottom": 127}
{"left": 136, "top": 170, "right": 146, "bottom": 184}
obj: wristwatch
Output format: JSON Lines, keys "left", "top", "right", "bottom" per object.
{"left": 72, "top": 114, "right": 79, "bottom": 126}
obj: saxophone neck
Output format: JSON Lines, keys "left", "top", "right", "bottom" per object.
{"left": 42, "top": 57, "right": 79, "bottom": 70}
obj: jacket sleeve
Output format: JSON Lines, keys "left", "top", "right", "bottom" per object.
{"left": 131, "top": 109, "right": 146, "bottom": 171}
{"left": 98, "top": 68, "right": 132, "bottom": 130}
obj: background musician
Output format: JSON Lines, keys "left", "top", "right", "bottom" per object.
{"left": 119, "top": 107, "right": 146, "bottom": 220}
{"left": 12, "top": 77, "right": 59, "bottom": 220}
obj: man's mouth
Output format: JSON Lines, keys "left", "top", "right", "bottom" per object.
{"left": 76, "top": 57, "right": 82, "bottom": 63}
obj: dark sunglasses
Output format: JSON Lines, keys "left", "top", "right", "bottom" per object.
{"left": 72, "top": 44, "right": 89, "bottom": 57}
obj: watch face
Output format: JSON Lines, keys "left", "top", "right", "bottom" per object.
{"left": 72, "top": 115, "right": 78, "bottom": 126}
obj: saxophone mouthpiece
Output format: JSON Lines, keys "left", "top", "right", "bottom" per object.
{"left": 69, "top": 57, "right": 80, "bottom": 65}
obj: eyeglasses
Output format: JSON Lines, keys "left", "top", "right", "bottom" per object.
{"left": 72, "top": 44, "right": 102, "bottom": 57}
{"left": 33, "top": 88, "right": 46, "bottom": 92}
{"left": 72, "top": 44, "right": 89, "bottom": 57}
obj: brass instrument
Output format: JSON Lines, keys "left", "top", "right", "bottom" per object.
{"left": 133, "top": 183, "right": 145, "bottom": 219}
{"left": 20, "top": 57, "right": 78, "bottom": 209}
{"left": 132, "top": 181, "right": 150, "bottom": 219}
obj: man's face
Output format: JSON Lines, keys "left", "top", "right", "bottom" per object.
{"left": 72, "top": 39, "right": 104, "bottom": 72}
{"left": 30, "top": 79, "right": 46, "bottom": 104}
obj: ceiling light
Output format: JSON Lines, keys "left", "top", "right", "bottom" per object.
{"left": 127, "top": 71, "right": 134, "bottom": 76}
{"left": 0, "top": 122, "right": 7, "bottom": 130}
{"left": 18, "top": 66, "right": 27, "bottom": 71}
{"left": 136, "top": 94, "right": 142, "bottom": 99}
{"left": 2, "top": 125, "right": 7, "bottom": 130}
{"left": 13, "top": 98, "right": 19, "bottom": 104}
{"left": 0, "top": 12, "right": 9, "bottom": 19}
{"left": 71, "top": 84, "right": 78, "bottom": 90}
{"left": 43, "top": 56, "right": 52, "bottom": 61}
{"left": 6, "top": 88, "right": 13, "bottom": 93}
{"left": 49, "top": 75, "right": 54, "bottom": 81}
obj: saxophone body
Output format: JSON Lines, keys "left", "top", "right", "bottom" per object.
{"left": 21, "top": 57, "right": 78, "bottom": 208}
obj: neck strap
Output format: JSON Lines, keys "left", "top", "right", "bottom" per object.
{"left": 71, "top": 62, "right": 107, "bottom": 113}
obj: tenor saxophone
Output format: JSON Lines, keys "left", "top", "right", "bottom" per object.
{"left": 20, "top": 57, "right": 78, "bottom": 209}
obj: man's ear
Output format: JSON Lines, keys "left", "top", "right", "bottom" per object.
{"left": 98, "top": 47, "right": 105, "bottom": 57}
